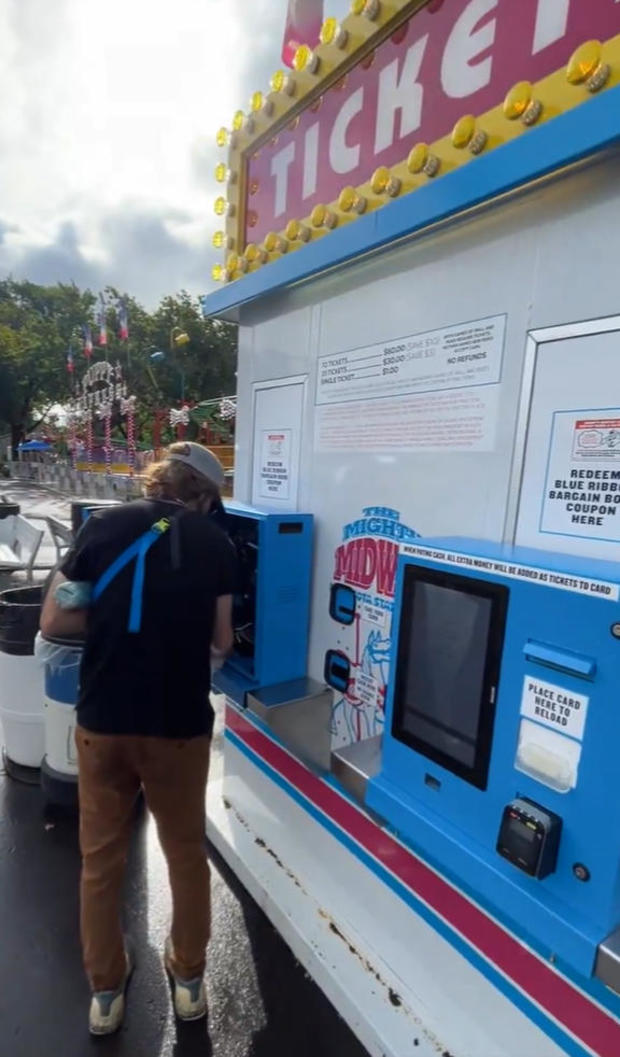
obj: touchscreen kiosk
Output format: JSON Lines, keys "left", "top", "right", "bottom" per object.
{"left": 366, "top": 539, "right": 620, "bottom": 982}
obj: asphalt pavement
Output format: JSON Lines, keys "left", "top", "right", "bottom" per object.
{"left": 0, "top": 480, "right": 369, "bottom": 1057}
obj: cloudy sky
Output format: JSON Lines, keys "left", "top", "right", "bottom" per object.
{"left": 0, "top": 0, "right": 350, "bottom": 308}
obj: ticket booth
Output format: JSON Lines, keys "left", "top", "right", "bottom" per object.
{"left": 202, "top": 4, "right": 620, "bottom": 1055}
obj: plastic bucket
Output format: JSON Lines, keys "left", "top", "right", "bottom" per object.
{"left": 0, "top": 587, "right": 44, "bottom": 768}
{"left": 41, "top": 635, "right": 83, "bottom": 782}
{"left": 44, "top": 697, "right": 79, "bottom": 775}
{"left": 0, "top": 654, "right": 45, "bottom": 767}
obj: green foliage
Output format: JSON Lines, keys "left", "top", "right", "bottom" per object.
{"left": 0, "top": 280, "right": 238, "bottom": 451}
{"left": 0, "top": 279, "right": 96, "bottom": 448}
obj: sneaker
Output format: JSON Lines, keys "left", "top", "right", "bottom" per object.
{"left": 164, "top": 936, "right": 207, "bottom": 1022}
{"left": 88, "top": 951, "right": 133, "bottom": 1036}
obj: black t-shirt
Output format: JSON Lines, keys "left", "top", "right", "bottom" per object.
{"left": 60, "top": 498, "right": 237, "bottom": 739}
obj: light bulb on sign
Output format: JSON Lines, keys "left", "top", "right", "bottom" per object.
{"left": 285, "top": 219, "right": 311, "bottom": 242}
{"left": 320, "top": 17, "right": 348, "bottom": 49}
{"left": 216, "top": 127, "right": 228, "bottom": 148}
{"left": 407, "top": 143, "right": 440, "bottom": 177}
{"left": 250, "top": 90, "right": 274, "bottom": 118}
{"left": 371, "top": 166, "right": 401, "bottom": 197}
{"left": 338, "top": 186, "right": 367, "bottom": 214}
{"left": 264, "top": 232, "right": 288, "bottom": 254}
{"left": 245, "top": 244, "right": 269, "bottom": 265}
{"left": 351, "top": 0, "right": 380, "bottom": 19}
{"left": 567, "top": 40, "right": 602, "bottom": 83}
{"left": 212, "top": 231, "right": 232, "bottom": 250}
{"left": 232, "top": 110, "right": 245, "bottom": 132}
{"left": 310, "top": 204, "right": 338, "bottom": 229}
{"left": 226, "top": 253, "right": 249, "bottom": 275}
{"left": 503, "top": 82, "right": 543, "bottom": 127}
{"left": 271, "top": 69, "right": 285, "bottom": 91}
{"left": 270, "top": 69, "right": 296, "bottom": 96}
{"left": 293, "top": 44, "right": 320, "bottom": 75}
{"left": 452, "top": 115, "right": 487, "bottom": 155}
{"left": 566, "top": 40, "right": 611, "bottom": 93}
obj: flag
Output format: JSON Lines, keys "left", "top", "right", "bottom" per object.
{"left": 282, "top": 0, "right": 323, "bottom": 68}
{"left": 83, "top": 325, "right": 93, "bottom": 358}
{"left": 97, "top": 294, "right": 107, "bottom": 347}
{"left": 66, "top": 347, "right": 74, "bottom": 373}
{"left": 117, "top": 299, "right": 129, "bottom": 341}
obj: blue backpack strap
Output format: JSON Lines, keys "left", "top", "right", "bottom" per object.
{"left": 92, "top": 517, "right": 172, "bottom": 633}
{"left": 92, "top": 538, "right": 143, "bottom": 602}
{"left": 127, "top": 526, "right": 163, "bottom": 633}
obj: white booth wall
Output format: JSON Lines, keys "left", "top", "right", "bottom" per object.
{"left": 231, "top": 148, "right": 620, "bottom": 746}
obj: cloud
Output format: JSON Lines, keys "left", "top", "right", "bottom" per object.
{"left": 0, "top": 220, "right": 19, "bottom": 245}
{"left": 0, "top": 0, "right": 286, "bottom": 307}
{"left": 0, "top": 208, "right": 215, "bottom": 307}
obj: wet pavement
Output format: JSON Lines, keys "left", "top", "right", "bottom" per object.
{"left": 0, "top": 764, "right": 368, "bottom": 1057}
{"left": 0, "top": 480, "right": 369, "bottom": 1057}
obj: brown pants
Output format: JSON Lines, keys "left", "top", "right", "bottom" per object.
{"left": 76, "top": 726, "right": 211, "bottom": 993}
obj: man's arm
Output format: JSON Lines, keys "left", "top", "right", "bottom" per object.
{"left": 212, "top": 594, "right": 233, "bottom": 656}
{"left": 40, "top": 572, "right": 88, "bottom": 639}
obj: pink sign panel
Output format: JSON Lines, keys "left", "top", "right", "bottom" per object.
{"left": 246, "top": 0, "right": 620, "bottom": 245}
{"left": 282, "top": 0, "right": 324, "bottom": 68}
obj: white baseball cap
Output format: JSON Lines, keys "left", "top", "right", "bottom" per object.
{"left": 167, "top": 442, "right": 226, "bottom": 488}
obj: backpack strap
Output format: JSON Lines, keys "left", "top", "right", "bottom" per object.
{"left": 92, "top": 517, "right": 172, "bottom": 633}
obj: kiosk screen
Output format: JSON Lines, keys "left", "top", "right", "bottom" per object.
{"left": 392, "top": 567, "right": 508, "bottom": 789}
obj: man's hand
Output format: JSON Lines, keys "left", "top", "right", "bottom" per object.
{"left": 40, "top": 572, "right": 88, "bottom": 639}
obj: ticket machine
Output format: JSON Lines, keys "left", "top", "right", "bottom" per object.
{"left": 366, "top": 538, "right": 620, "bottom": 988}
{"left": 213, "top": 502, "right": 331, "bottom": 771}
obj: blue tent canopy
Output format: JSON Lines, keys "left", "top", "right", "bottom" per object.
{"left": 18, "top": 440, "right": 52, "bottom": 452}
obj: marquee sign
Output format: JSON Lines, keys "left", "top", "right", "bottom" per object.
{"left": 211, "top": 0, "right": 620, "bottom": 284}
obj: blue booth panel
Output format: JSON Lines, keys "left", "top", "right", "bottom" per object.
{"left": 212, "top": 501, "right": 313, "bottom": 704}
{"left": 366, "top": 538, "right": 620, "bottom": 980}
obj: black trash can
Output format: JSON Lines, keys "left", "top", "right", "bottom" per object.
{"left": 70, "top": 499, "right": 121, "bottom": 537}
{"left": 0, "top": 501, "right": 20, "bottom": 519}
{"left": 0, "top": 586, "right": 44, "bottom": 776}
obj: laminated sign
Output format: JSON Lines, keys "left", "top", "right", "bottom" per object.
{"left": 259, "top": 430, "right": 291, "bottom": 500}
{"left": 542, "top": 409, "right": 620, "bottom": 544}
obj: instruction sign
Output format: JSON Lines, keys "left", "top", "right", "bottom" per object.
{"left": 541, "top": 409, "right": 620, "bottom": 543}
{"left": 355, "top": 671, "right": 380, "bottom": 710}
{"left": 316, "top": 315, "right": 506, "bottom": 406}
{"left": 573, "top": 417, "right": 620, "bottom": 460}
{"left": 401, "top": 544, "right": 620, "bottom": 601}
{"left": 521, "top": 676, "right": 589, "bottom": 742}
{"left": 315, "top": 387, "right": 499, "bottom": 454}
{"left": 258, "top": 429, "right": 291, "bottom": 500}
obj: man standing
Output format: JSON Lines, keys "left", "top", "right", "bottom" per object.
{"left": 40, "top": 443, "right": 237, "bottom": 1035}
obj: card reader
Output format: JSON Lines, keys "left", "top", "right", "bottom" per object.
{"left": 497, "top": 797, "right": 562, "bottom": 879}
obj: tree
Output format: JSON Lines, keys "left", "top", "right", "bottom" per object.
{"left": 150, "top": 290, "right": 237, "bottom": 405}
{"left": 0, "top": 280, "right": 238, "bottom": 454}
{"left": 0, "top": 279, "right": 96, "bottom": 452}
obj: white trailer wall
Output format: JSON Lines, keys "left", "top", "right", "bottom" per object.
{"left": 231, "top": 150, "right": 620, "bottom": 740}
